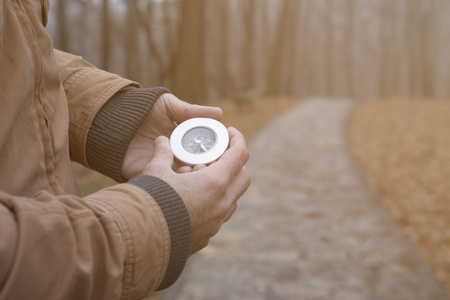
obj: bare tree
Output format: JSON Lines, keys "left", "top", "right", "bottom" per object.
{"left": 101, "top": 0, "right": 111, "bottom": 71}
{"left": 49, "top": 0, "right": 450, "bottom": 101}
{"left": 56, "top": 0, "right": 69, "bottom": 51}
{"left": 170, "top": 0, "right": 206, "bottom": 102}
{"left": 123, "top": 0, "right": 140, "bottom": 81}
{"left": 267, "top": 0, "right": 291, "bottom": 95}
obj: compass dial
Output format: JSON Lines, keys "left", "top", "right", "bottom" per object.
{"left": 170, "top": 118, "right": 229, "bottom": 165}
{"left": 182, "top": 127, "right": 217, "bottom": 154}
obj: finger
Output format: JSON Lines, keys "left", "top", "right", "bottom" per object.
{"left": 177, "top": 166, "right": 193, "bottom": 174}
{"left": 147, "top": 136, "right": 174, "bottom": 170}
{"left": 230, "top": 166, "right": 251, "bottom": 200}
{"left": 163, "top": 94, "right": 223, "bottom": 123}
{"left": 190, "top": 104, "right": 223, "bottom": 121}
{"left": 209, "top": 127, "right": 249, "bottom": 179}
{"left": 223, "top": 202, "right": 238, "bottom": 223}
{"left": 193, "top": 164, "right": 207, "bottom": 172}
{"left": 222, "top": 166, "right": 251, "bottom": 222}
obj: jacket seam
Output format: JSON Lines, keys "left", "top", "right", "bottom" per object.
{"left": 62, "top": 68, "right": 91, "bottom": 94}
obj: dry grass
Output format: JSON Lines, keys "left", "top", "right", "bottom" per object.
{"left": 348, "top": 98, "right": 450, "bottom": 294}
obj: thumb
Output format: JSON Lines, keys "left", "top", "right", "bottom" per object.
{"left": 151, "top": 136, "right": 174, "bottom": 163}
{"left": 144, "top": 136, "right": 174, "bottom": 175}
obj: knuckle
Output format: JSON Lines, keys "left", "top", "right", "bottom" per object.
{"left": 243, "top": 168, "right": 251, "bottom": 187}
{"left": 200, "top": 239, "right": 210, "bottom": 250}
{"left": 212, "top": 176, "right": 228, "bottom": 193}
{"left": 243, "top": 148, "right": 250, "bottom": 163}
{"left": 215, "top": 202, "right": 230, "bottom": 220}
{"left": 236, "top": 145, "right": 250, "bottom": 163}
{"left": 203, "top": 173, "right": 228, "bottom": 193}
{"left": 192, "top": 239, "right": 210, "bottom": 254}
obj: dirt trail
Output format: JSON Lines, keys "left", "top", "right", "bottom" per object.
{"left": 160, "top": 98, "right": 447, "bottom": 300}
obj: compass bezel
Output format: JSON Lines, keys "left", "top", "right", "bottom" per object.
{"left": 170, "top": 118, "right": 229, "bottom": 165}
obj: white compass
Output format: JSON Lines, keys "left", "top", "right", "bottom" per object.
{"left": 170, "top": 118, "right": 229, "bottom": 165}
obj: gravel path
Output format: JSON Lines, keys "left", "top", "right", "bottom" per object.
{"left": 160, "top": 98, "right": 447, "bottom": 300}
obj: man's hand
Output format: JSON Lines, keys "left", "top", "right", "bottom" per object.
{"left": 142, "top": 128, "right": 251, "bottom": 255}
{"left": 121, "top": 93, "right": 223, "bottom": 180}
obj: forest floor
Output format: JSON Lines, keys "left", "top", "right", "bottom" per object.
{"left": 348, "top": 98, "right": 450, "bottom": 295}
{"left": 74, "top": 96, "right": 450, "bottom": 296}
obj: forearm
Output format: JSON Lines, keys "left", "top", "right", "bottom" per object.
{"left": 0, "top": 179, "right": 190, "bottom": 299}
{"left": 86, "top": 87, "right": 171, "bottom": 182}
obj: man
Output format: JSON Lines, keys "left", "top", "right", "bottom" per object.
{"left": 0, "top": 1, "right": 250, "bottom": 299}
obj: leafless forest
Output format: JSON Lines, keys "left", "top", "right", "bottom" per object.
{"left": 48, "top": 0, "right": 450, "bottom": 102}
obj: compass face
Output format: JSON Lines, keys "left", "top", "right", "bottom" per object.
{"left": 182, "top": 127, "right": 217, "bottom": 154}
{"left": 170, "top": 117, "right": 229, "bottom": 165}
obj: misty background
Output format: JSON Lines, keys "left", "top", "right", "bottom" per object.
{"left": 48, "top": 0, "right": 450, "bottom": 103}
{"left": 46, "top": 2, "right": 450, "bottom": 297}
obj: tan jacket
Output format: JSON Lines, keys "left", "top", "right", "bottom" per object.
{"left": 0, "top": 1, "right": 190, "bottom": 299}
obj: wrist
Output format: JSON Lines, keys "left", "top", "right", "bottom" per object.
{"left": 86, "top": 87, "right": 171, "bottom": 182}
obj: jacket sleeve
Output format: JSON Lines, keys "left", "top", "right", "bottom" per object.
{"left": 50, "top": 50, "right": 191, "bottom": 296}
{"left": 0, "top": 176, "right": 191, "bottom": 300}
{"left": 54, "top": 49, "right": 139, "bottom": 169}
{"left": 54, "top": 50, "right": 171, "bottom": 182}
{"left": 85, "top": 87, "right": 171, "bottom": 182}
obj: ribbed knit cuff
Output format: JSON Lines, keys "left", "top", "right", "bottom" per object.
{"left": 128, "top": 175, "right": 191, "bottom": 291}
{"left": 86, "top": 87, "right": 171, "bottom": 182}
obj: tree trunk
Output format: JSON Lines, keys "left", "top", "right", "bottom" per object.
{"left": 169, "top": 0, "right": 205, "bottom": 102}
{"left": 101, "top": 0, "right": 110, "bottom": 71}
{"left": 56, "top": 0, "right": 69, "bottom": 51}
